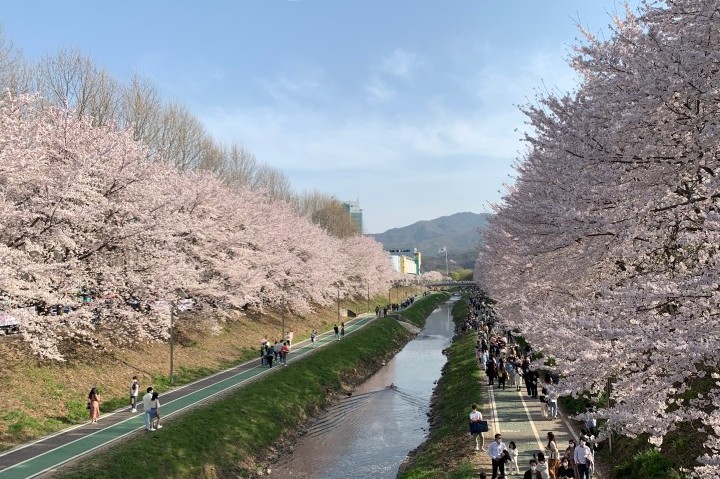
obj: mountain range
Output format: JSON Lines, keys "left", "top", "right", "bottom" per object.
{"left": 370, "top": 212, "right": 489, "bottom": 272}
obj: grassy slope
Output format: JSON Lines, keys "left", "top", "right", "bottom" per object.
{"left": 399, "top": 295, "right": 482, "bottom": 479}
{"left": 55, "top": 293, "right": 451, "bottom": 479}
{"left": 0, "top": 294, "right": 399, "bottom": 450}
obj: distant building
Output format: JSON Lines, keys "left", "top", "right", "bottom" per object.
{"left": 388, "top": 248, "right": 422, "bottom": 276}
{"left": 341, "top": 200, "right": 363, "bottom": 234}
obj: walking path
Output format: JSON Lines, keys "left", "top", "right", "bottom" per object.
{"left": 472, "top": 375, "right": 594, "bottom": 477}
{"left": 0, "top": 314, "right": 378, "bottom": 479}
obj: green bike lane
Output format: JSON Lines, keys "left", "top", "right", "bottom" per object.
{"left": 0, "top": 314, "right": 377, "bottom": 479}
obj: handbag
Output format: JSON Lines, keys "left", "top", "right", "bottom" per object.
{"left": 469, "top": 420, "right": 489, "bottom": 434}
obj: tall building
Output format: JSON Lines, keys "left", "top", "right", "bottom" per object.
{"left": 341, "top": 200, "right": 363, "bottom": 234}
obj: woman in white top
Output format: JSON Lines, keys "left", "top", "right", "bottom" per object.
{"left": 469, "top": 404, "right": 485, "bottom": 451}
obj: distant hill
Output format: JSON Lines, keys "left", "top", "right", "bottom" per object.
{"left": 370, "top": 212, "right": 489, "bottom": 272}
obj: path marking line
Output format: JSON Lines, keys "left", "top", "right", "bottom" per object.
{"left": 487, "top": 384, "right": 502, "bottom": 435}
{"left": 515, "top": 389, "right": 545, "bottom": 452}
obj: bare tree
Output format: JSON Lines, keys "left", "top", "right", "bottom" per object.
{"left": 36, "top": 47, "right": 119, "bottom": 125}
{"left": 156, "top": 101, "right": 208, "bottom": 170}
{"left": 311, "top": 199, "right": 360, "bottom": 238}
{"left": 0, "top": 27, "right": 31, "bottom": 94}
{"left": 118, "top": 72, "right": 163, "bottom": 145}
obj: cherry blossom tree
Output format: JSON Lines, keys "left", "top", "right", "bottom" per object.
{"left": 476, "top": 2, "right": 720, "bottom": 476}
{"left": 0, "top": 93, "right": 395, "bottom": 362}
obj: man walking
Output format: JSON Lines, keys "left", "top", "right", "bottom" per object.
{"left": 142, "top": 387, "right": 155, "bottom": 431}
{"left": 488, "top": 433, "right": 506, "bottom": 479}
{"left": 334, "top": 324, "right": 340, "bottom": 340}
{"left": 574, "top": 436, "right": 593, "bottom": 479}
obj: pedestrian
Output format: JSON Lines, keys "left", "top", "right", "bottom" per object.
{"left": 557, "top": 457, "right": 575, "bottom": 478}
{"left": 149, "top": 391, "right": 163, "bottom": 429}
{"left": 547, "top": 382, "right": 559, "bottom": 420}
{"left": 260, "top": 344, "right": 267, "bottom": 366}
{"left": 547, "top": 432, "right": 560, "bottom": 478}
{"left": 524, "top": 459, "right": 542, "bottom": 479}
{"left": 506, "top": 362, "right": 515, "bottom": 387}
{"left": 508, "top": 441, "right": 521, "bottom": 475}
{"left": 486, "top": 356, "right": 497, "bottom": 386}
{"left": 274, "top": 339, "right": 282, "bottom": 361}
{"left": 498, "top": 367, "right": 507, "bottom": 390}
{"left": 540, "top": 385, "right": 550, "bottom": 419}
{"left": 573, "top": 437, "right": 593, "bottom": 479}
{"left": 537, "top": 451, "right": 550, "bottom": 479}
{"left": 334, "top": 324, "right": 340, "bottom": 340}
{"left": 142, "top": 387, "right": 154, "bottom": 431}
{"left": 469, "top": 403, "right": 486, "bottom": 452}
{"left": 527, "top": 368, "right": 539, "bottom": 398}
{"left": 340, "top": 322, "right": 345, "bottom": 339}
{"left": 280, "top": 341, "right": 290, "bottom": 366}
{"left": 487, "top": 433, "right": 506, "bottom": 479}
{"left": 310, "top": 329, "right": 317, "bottom": 348}
{"left": 565, "top": 439, "right": 579, "bottom": 479}
{"left": 129, "top": 376, "right": 139, "bottom": 413}
{"left": 265, "top": 344, "right": 275, "bottom": 367}
{"left": 87, "top": 387, "right": 101, "bottom": 424}
{"left": 514, "top": 363, "right": 523, "bottom": 391}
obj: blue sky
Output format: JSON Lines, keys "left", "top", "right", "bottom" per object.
{"left": 1, "top": 1, "right": 640, "bottom": 233}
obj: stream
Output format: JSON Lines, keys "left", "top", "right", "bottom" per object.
{"left": 271, "top": 296, "right": 459, "bottom": 478}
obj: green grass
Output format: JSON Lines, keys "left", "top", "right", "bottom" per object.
{"left": 394, "top": 292, "right": 452, "bottom": 327}
{"left": 398, "top": 296, "right": 482, "bottom": 479}
{"left": 56, "top": 296, "right": 448, "bottom": 479}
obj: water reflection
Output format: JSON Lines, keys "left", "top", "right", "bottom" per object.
{"left": 272, "top": 298, "right": 458, "bottom": 479}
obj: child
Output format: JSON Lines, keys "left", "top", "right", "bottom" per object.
{"left": 508, "top": 441, "right": 520, "bottom": 474}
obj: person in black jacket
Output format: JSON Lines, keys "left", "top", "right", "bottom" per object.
{"left": 523, "top": 459, "right": 542, "bottom": 479}
{"left": 526, "top": 368, "right": 539, "bottom": 398}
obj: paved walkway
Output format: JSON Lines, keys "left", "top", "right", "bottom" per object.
{"left": 471, "top": 373, "right": 593, "bottom": 477}
{"left": 0, "top": 314, "right": 379, "bottom": 479}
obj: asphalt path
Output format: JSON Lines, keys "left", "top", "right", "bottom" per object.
{"left": 472, "top": 364, "right": 588, "bottom": 477}
{"left": 0, "top": 314, "right": 378, "bottom": 479}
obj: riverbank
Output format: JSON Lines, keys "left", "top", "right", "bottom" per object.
{"left": 52, "top": 292, "right": 451, "bottom": 478}
{"left": 398, "top": 294, "right": 483, "bottom": 479}
{"left": 0, "top": 291, "right": 421, "bottom": 451}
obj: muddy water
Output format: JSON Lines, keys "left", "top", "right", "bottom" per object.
{"left": 271, "top": 297, "right": 458, "bottom": 479}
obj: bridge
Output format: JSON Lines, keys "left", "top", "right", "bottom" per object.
{"left": 423, "top": 280, "right": 475, "bottom": 288}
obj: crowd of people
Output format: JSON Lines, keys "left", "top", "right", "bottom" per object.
{"left": 260, "top": 336, "right": 293, "bottom": 367}
{"left": 375, "top": 294, "right": 417, "bottom": 318}
{"left": 465, "top": 292, "right": 596, "bottom": 479}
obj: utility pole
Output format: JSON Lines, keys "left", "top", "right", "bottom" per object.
{"left": 367, "top": 282, "right": 370, "bottom": 313}
{"left": 337, "top": 283, "right": 340, "bottom": 324}
{"left": 169, "top": 302, "right": 175, "bottom": 385}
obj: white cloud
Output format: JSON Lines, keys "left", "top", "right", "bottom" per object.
{"left": 255, "top": 68, "right": 326, "bottom": 103}
{"left": 199, "top": 46, "right": 583, "bottom": 232}
{"left": 364, "top": 48, "right": 425, "bottom": 102}
{"left": 365, "top": 77, "right": 396, "bottom": 101}
{"left": 378, "top": 48, "right": 425, "bottom": 78}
